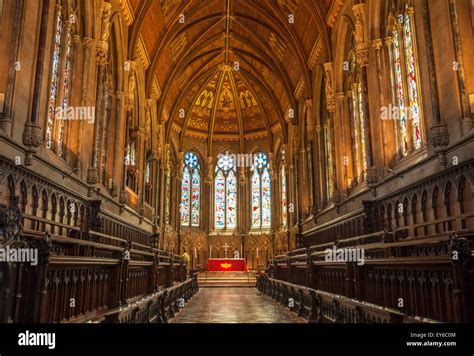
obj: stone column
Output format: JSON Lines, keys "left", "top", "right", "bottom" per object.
{"left": 0, "top": 0, "right": 24, "bottom": 136}
{"left": 424, "top": 0, "right": 449, "bottom": 165}
{"left": 205, "top": 156, "right": 213, "bottom": 234}
{"left": 372, "top": 38, "right": 388, "bottom": 168}
{"left": 238, "top": 157, "right": 247, "bottom": 234}
{"left": 336, "top": 92, "right": 348, "bottom": 194}
{"left": 343, "top": 91, "right": 354, "bottom": 189}
{"left": 448, "top": 0, "right": 472, "bottom": 134}
{"left": 304, "top": 100, "right": 315, "bottom": 212}
{"left": 75, "top": 37, "right": 93, "bottom": 173}
{"left": 158, "top": 161, "right": 167, "bottom": 249}
{"left": 140, "top": 99, "right": 153, "bottom": 210}
{"left": 287, "top": 124, "right": 298, "bottom": 226}
{"left": 88, "top": 2, "right": 112, "bottom": 184}
{"left": 119, "top": 60, "right": 137, "bottom": 201}
{"left": 63, "top": 34, "right": 81, "bottom": 162}
{"left": 23, "top": 0, "right": 51, "bottom": 165}
{"left": 113, "top": 91, "right": 126, "bottom": 194}
{"left": 175, "top": 152, "right": 184, "bottom": 250}
{"left": 87, "top": 64, "right": 104, "bottom": 184}
{"left": 324, "top": 62, "right": 339, "bottom": 202}
{"left": 312, "top": 125, "right": 322, "bottom": 213}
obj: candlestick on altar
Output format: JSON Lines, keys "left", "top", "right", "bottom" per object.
{"left": 256, "top": 247, "right": 259, "bottom": 259}
{"left": 241, "top": 245, "right": 243, "bottom": 258}
{"left": 209, "top": 245, "right": 212, "bottom": 259}
{"left": 194, "top": 246, "right": 197, "bottom": 259}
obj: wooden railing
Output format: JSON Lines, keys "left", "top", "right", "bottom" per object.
{"left": 0, "top": 197, "right": 188, "bottom": 323}
{"left": 103, "top": 273, "right": 199, "bottom": 323}
{"left": 267, "top": 211, "right": 474, "bottom": 323}
{"left": 257, "top": 275, "right": 439, "bottom": 324}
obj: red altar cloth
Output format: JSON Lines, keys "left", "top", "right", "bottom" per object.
{"left": 206, "top": 258, "right": 248, "bottom": 272}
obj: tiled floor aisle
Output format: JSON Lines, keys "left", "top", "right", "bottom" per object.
{"left": 171, "top": 287, "right": 306, "bottom": 323}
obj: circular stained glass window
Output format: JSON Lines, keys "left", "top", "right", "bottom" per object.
{"left": 254, "top": 152, "right": 268, "bottom": 170}
{"left": 216, "top": 153, "right": 235, "bottom": 172}
{"left": 185, "top": 152, "right": 199, "bottom": 169}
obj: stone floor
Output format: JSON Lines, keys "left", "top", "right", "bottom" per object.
{"left": 171, "top": 287, "right": 306, "bottom": 323}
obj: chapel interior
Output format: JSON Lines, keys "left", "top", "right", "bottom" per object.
{"left": 1, "top": 0, "right": 474, "bottom": 324}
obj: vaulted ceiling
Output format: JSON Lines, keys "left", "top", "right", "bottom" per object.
{"left": 124, "top": 0, "right": 340, "bottom": 143}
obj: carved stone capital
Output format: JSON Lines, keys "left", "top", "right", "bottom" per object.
{"left": 372, "top": 39, "right": 383, "bottom": 50}
{"left": 96, "top": 40, "right": 109, "bottom": 65}
{"left": 366, "top": 167, "right": 379, "bottom": 186}
{"left": 87, "top": 167, "right": 99, "bottom": 185}
{"left": 356, "top": 45, "right": 369, "bottom": 67}
{"left": 326, "top": 97, "right": 336, "bottom": 113}
{"left": 336, "top": 92, "right": 345, "bottom": 103}
{"left": 119, "top": 189, "right": 129, "bottom": 205}
{"left": 116, "top": 91, "right": 126, "bottom": 100}
{"left": 384, "top": 36, "right": 393, "bottom": 47}
{"left": 63, "top": 20, "right": 73, "bottom": 33}
{"left": 72, "top": 34, "right": 81, "bottom": 45}
{"left": 22, "top": 123, "right": 43, "bottom": 148}
{"left": 332, "top": 190, "right": 341, "bottom": 204}
{"left": 430, "top": 123, "right": 450, "bottom": 150}
{"left": 430, "top": 123, "right": 450, "bottom": 166}
{"left": 82, "top": 37, "right": 93, "bottom": 47}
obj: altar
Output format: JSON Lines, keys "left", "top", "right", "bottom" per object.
{"left": 206, "top": 258, "right": 248, "bottom": 272}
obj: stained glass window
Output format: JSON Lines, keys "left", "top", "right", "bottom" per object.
{"left": 251, "top": 152, "right": 271, "bottom": 229}
{"left": 180, "top": 167, "right": 191, "bottom": 226}
{"left": 215, "top": 171, "right": 226, "bottom": 228}
{"left": 350, "top": 81, "right": 368, "bottom": 184}
{"left": 180, "top": 152, "right": 200, "bottom": 227}
{"left": 392, "top": 28, "right": 408, "bottom": 156}
{"left": 358, "top": 83, "right": 368, "bottom": 177}
{"left": 324, "top": 123, "right": 334, "bottom": 198}
{"left": 46, "top": 6, "right": 63, "bottom": 150}
{"left": 403, "top": 6, "right": 422, "bottom": 149}
{"left": 226, "top": 170, "right": 237, "bottom": 228}
{"left": 165, "top": 169, "right": 171, "bottom": 224}
{"left": 351, "top": 84, "right": 361, "bottom": 181}
{"left": 251, "top": 170, "right": 261, "bottom": 227}
{"left": 214, "top": 153, "right": 237, "bottom": 229}
{"left": 46, "top": 4, "right": 74, "bottom": 157}
{"left": 281, "top": 162, "right": 287, "bottom": 226}
{"left": 58, "top": 30, "right": 73, "bottom": 157}
{"left": 191, "top": 168, "right": 200, "bottom": 226}
{"left": 390, "top": 4, "right": 423, "bottom": 152}
{"left": 261, "top": 168, "right": 271, "bottom": 227}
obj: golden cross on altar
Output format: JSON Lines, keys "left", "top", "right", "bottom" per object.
{"left": 223, "top": 243, "right": 230, "bottom": 258}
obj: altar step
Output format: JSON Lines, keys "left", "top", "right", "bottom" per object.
{"left": 197, "top": 272, "right": 257, "bottom": 287}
